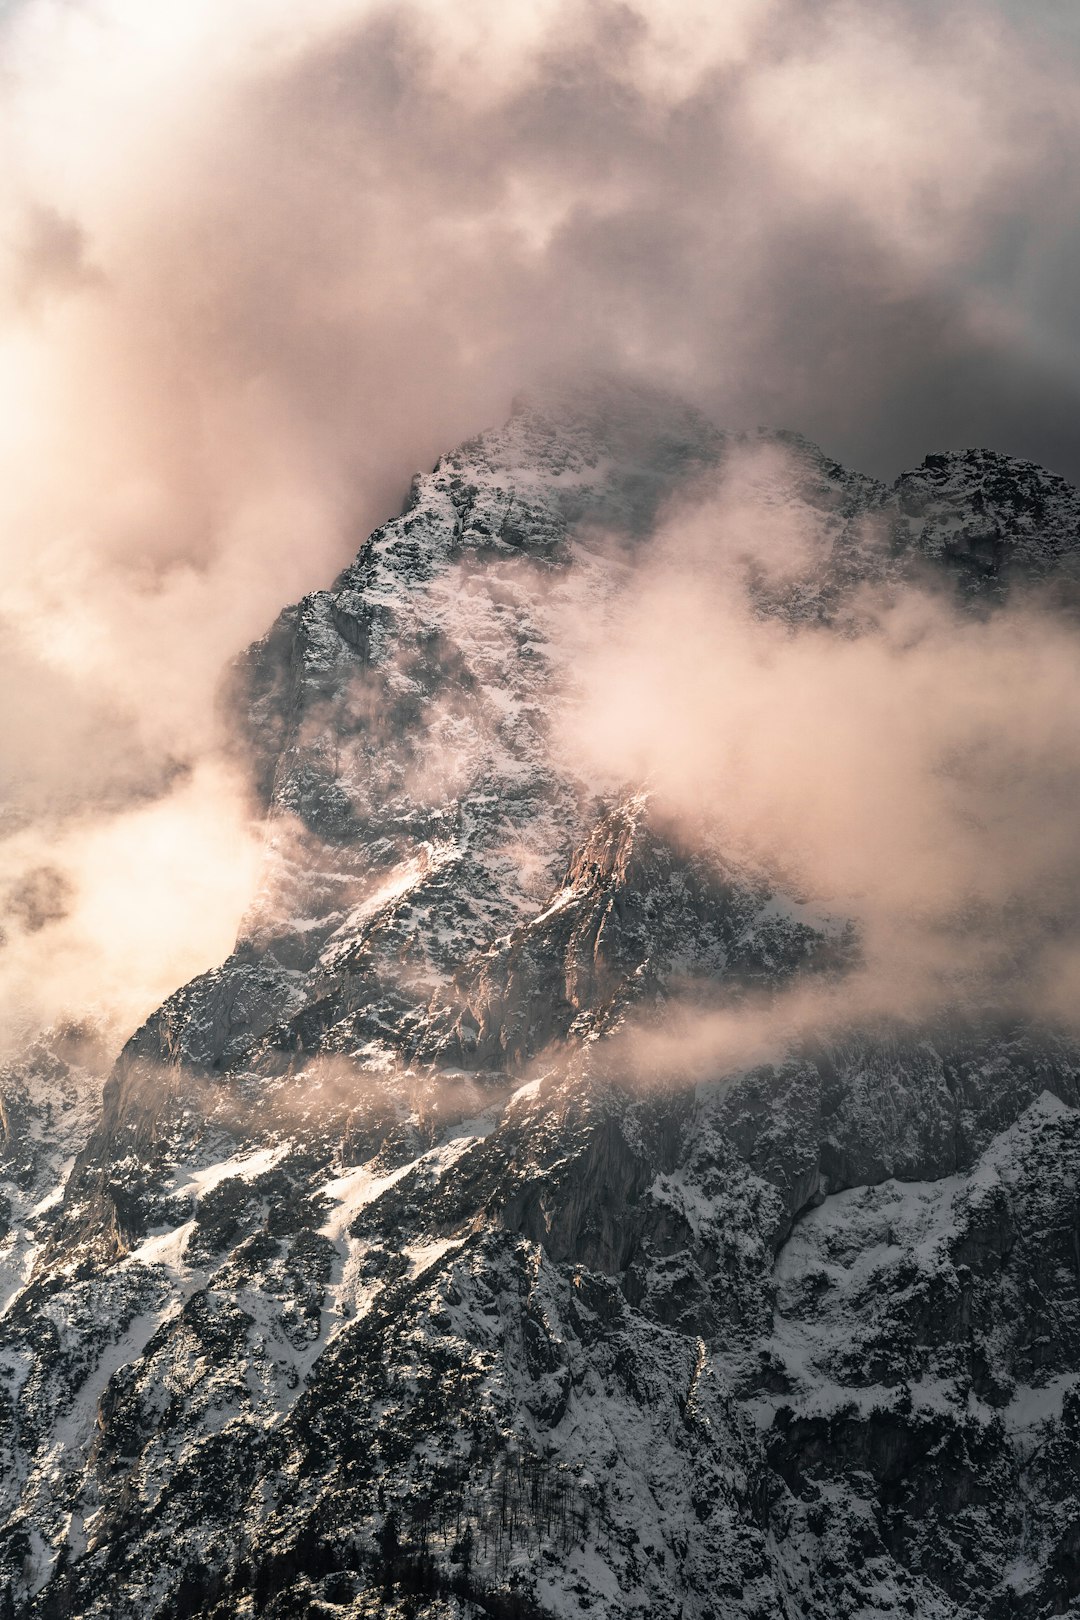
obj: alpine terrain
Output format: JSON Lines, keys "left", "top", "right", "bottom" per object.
{"left": 2, "top": 381, "right": 1080, "bottom": 1620}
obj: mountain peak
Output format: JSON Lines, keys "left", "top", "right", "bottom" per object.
{"left": 4, "top": 396, "right": 1080, "bottom": 1618}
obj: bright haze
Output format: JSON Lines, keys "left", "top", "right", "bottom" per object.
{"left": 1, "top": 0, "right": 1079, "bottom": 1051}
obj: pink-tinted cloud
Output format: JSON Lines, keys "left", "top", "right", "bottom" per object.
{"left": 557, "top": 448, "right": 1080, "bottom": 1044}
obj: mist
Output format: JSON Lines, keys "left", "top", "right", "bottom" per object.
{"left": 2, "top": 0, "right": 1080, "bottom": 1053}
{"left": 557, "top": 447, "right": 1080, "bottom": 1069}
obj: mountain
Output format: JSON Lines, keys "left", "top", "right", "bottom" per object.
{"left": 2, "top": 381, "right": 1080, "bottom": 1619}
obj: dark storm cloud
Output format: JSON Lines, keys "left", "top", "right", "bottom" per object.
{"left": 212, "top": 0, "right": 1080, "bottom": 479}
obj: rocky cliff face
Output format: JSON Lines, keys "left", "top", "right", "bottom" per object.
{"left": 2, "top": 382, "right": 1080, "bottom": 1619}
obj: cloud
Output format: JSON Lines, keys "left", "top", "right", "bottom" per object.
{"left": 0, "top": 0, "right": 1078, "bottom": 1052}
{"left": 0, "top": 760, "right": 262, "bottom": 1052}
{"left": 555, "top": 445, "right": 1080, "bottom": 1045}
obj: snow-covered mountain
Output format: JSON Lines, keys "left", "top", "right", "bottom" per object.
{"left": 2, "top": 382, "right": 1080, "bottom": 1619}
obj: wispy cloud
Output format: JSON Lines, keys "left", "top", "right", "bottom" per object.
{"left": 557, "top": 445, "right": 1080, "bottom": 1044}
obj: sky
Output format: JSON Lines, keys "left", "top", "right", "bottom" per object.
{"left": 1, "top": 0, "right": 1080, "bottom": 1052}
